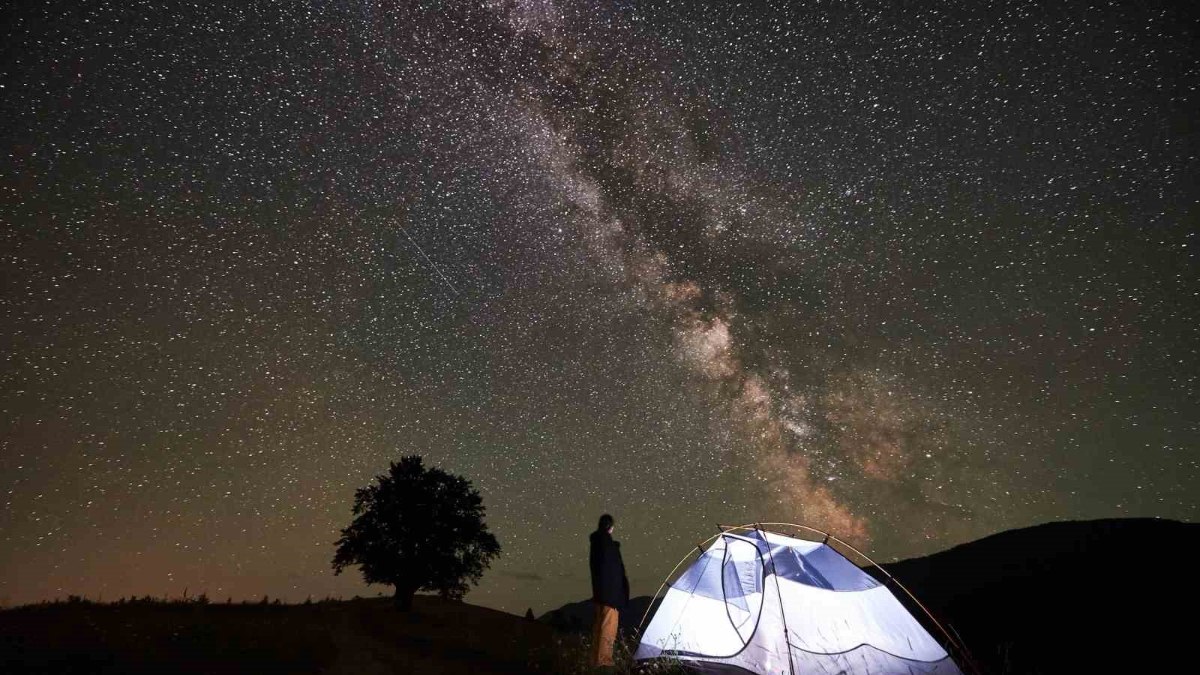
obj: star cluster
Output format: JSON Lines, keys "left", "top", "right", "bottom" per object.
{"left": 1, "top": 0, "right": 1196, "bottom": 613}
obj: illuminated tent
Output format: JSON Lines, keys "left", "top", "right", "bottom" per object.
{"left": 634, "top": 525, "right": 966, "bottom": 674}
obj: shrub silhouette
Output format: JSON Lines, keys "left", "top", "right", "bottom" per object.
{"left": 332, "top": 455, "right": 501, "bottom": 610}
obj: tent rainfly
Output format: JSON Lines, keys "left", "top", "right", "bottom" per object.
{"left": 634, "top": 524, "right": 966, "bottom": 674}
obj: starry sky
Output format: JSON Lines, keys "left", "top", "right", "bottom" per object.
{"left": 2, "top": 0, "right": 1196, "bottom": 614}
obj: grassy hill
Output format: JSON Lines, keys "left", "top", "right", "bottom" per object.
{"left": 0, "top": 595, "right": 577, "bottom": 675}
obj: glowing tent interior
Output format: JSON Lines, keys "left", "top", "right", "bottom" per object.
{"left": 634, "top": 524, "right": 969, "bottom": 674}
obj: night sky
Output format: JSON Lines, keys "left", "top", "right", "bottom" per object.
{"left": 2, "top": 0, "right": 1196, "bottom": 614}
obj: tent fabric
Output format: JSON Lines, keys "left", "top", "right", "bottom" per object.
{"left": 635, "top": 529, "right": 962, "bottom": 675}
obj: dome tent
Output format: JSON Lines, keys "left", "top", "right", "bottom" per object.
{"left": 634, "top": 523, "right": 969, "bottom": 674}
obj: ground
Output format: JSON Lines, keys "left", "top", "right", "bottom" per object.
{"left": 0, "top": 595, "right": 580, "bottom": 675}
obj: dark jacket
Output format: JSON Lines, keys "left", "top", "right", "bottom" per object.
{"left": 589, "top": 529, "right": 630, "bottom": 608}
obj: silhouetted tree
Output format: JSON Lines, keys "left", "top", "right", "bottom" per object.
{"left": 332, "top": 456, "right": 501, "bottom": 611}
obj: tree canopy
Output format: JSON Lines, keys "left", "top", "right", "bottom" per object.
{"left": 332, "top": 456, "right": 500, "bottom": 609}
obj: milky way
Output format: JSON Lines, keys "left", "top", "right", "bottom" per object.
{"left": 2, "top": 0, "right": 1196, "bottom": 614}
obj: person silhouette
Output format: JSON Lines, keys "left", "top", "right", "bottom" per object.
{"left": 589, "top": 513, "right": 629, "bottom": 669}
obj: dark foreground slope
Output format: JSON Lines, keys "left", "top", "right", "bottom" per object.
{"left": 880, "top": 518, "right": 1199, "bottom": 674}
{"left": 0, "top": 595, "right": 564, "bottom": 675}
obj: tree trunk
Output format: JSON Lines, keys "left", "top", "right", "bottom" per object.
{"left": 393, "top": 585, "right": 415, "bottom": 611}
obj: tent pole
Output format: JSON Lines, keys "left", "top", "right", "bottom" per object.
{"left": 756, "top": 524, "right": 796, "bottom": 675}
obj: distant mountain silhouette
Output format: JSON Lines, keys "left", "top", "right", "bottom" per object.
{"left": 538, "top": 595, "right": 660, "bottom": 636}
{"left": 544, "top": 519, "right": 1198, "bottom": 674}
{"left": 880, "top": 518, "right": 1197, "bottom": 674}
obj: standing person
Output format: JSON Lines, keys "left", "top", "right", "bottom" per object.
{"left": 589, "top": 513, "right": 629, "bottom": 670}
